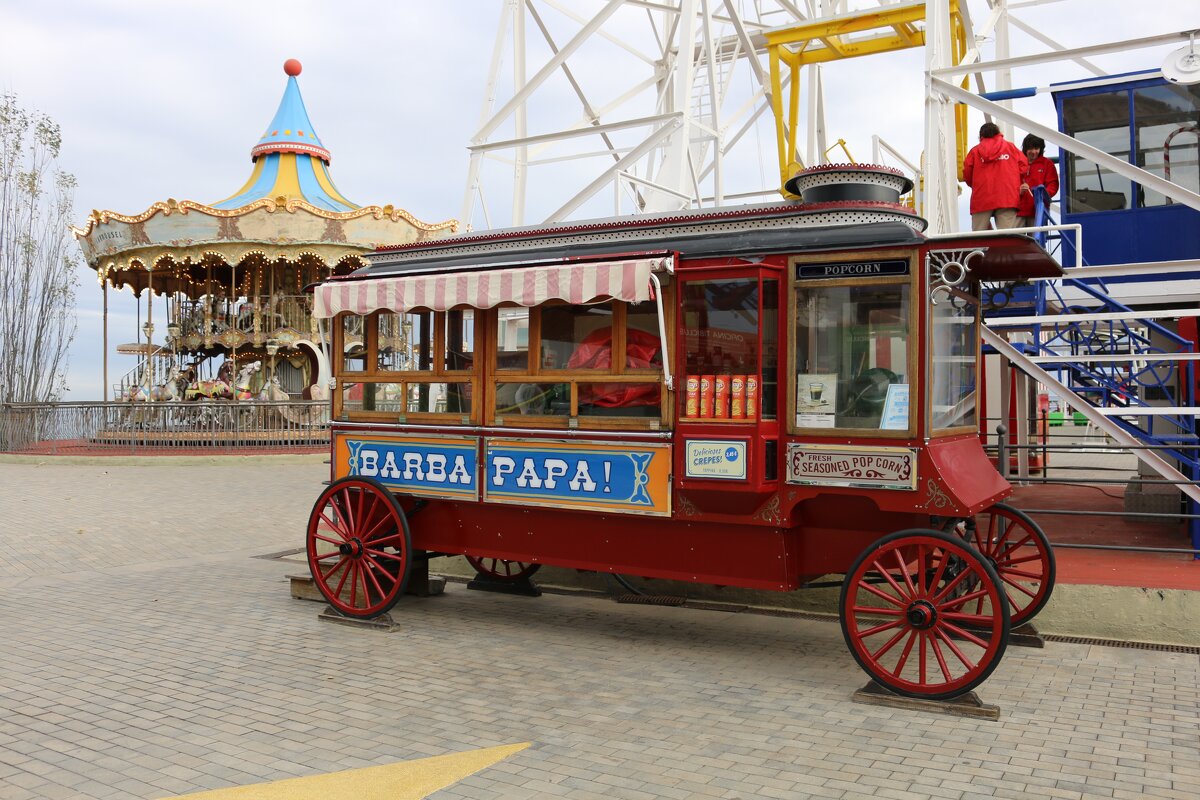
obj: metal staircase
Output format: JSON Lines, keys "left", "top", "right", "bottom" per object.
{"left": 980, "top": 190, "right": 1200, "bottom": 555}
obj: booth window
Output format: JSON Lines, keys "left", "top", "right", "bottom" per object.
{"left": 490, "top": 298, "right": 669, "bottom": 426}
{"left": 1062, "top": 90, "right": 1132, "bottom": 213}
{"left": 930, "top": 290, "right": 978, "bottom": 430}
{"left": 1135, "top": 84, "right": 1200, "bottom": 207}
{"left": 793, "top": 283, "right": 910, "bottom": 431}
{"left": 335, "top": 309, "right": 477, "bottom": 421}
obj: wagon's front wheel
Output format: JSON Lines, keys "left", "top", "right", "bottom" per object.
{"left": 306, "top": 477, "right": 411, "bottom": 618}
{"left": 971, "top": 503, "right": 1055, "bottom": 627}
{"left": 840, "top": 529, "right": 1010, "bottom": 700}
{"left": 465, "top": 555, "right": 542, "bottom": 582}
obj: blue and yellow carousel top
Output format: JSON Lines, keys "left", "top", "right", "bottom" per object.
{"left": 213, "top": 59, "right": 357, "bottom": 212}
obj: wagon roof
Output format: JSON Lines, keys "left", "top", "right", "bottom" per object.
{"left": 359, "top": 201, "right": 925, "bottom": 277}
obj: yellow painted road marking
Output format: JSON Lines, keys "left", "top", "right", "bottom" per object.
{"left": 162, "top": 742, "right": 530, "bottom": 800}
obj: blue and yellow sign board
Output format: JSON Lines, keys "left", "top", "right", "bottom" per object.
{"left": 334, "top": 433, "right": 479, "bottom": 500}
{"left": 333, "top": 433, "right": 672, "bottom": 515}
{"left": 484, "top": 438, "right": 672, "bottom": 516}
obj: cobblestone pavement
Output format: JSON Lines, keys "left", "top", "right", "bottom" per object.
{"left": 1, "top": 462, "right": 1198, "bottom": 800}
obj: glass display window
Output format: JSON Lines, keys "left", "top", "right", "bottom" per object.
{"left": 792, "top": 281, "right": 911, "bottom": 432}
{"left": 930, "top": 289, "right": 979, "bottom": 430}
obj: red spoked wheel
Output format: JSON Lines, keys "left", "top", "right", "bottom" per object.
{"left": 465, "top": 555, "right": 542, "bottom": 582}
{"left": 306, "top": 477, "right": 411, "bottom": 618}
{"left": 970, "top": 503, "right": 1056, "bottom": 627}
{"left": 840, "top": 529, "right": 1010, "bottom": 700}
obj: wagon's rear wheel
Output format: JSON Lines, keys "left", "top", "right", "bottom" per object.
{"left": 465, "top": 556, "right": 542, "bottom": 582}
{"left": 840, "top": 529, "right": 1010, "bottom": 700}
{"left": 306, "top": 477, "right": 411, "bottom": 618}
{"left": 970, "top": 503, "right": 1055, "bottom": 627}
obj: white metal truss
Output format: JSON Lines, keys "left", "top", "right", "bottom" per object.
{"left": 462, "top": 0, "right": 846, "bottom": 229}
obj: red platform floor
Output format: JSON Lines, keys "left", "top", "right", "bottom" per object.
{"left": 1006, "top": 482, "right": 1200, "bottom": 591}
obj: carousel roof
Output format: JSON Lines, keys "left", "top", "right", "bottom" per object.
{"left": 213, "top": 59, "right": 357, "bottom": 213}
{"left": 73, "top": 59, "right": 457, "bottom": 297}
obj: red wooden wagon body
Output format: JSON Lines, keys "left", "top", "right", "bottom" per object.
{"left": 306, "top": 166, "right": 1061, "bottom": 699}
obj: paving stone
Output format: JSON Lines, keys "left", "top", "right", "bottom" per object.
{"left": 0, "top": 462, "right": 1197, "bottom": 799}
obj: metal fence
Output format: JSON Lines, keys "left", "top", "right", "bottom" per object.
{"left": 0, "top": 401, "right": 330, "bottom": 455}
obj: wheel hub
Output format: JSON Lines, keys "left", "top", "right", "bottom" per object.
{"left": 905, "top": 599, "right": 937, "bottom": 629}
{"left": 338, "top": 538, "right": 364, "bottom": 558}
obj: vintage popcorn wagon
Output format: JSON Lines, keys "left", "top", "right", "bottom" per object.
{"left": 306, "top": 165, "right": 1060, "bottom": 699}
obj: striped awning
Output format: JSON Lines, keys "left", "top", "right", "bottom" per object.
{"left": 313, "top": 256, "right": 670, "bottom": 319}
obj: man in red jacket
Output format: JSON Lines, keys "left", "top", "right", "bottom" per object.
{"left": 1017, "top": 133, "right": 1060, "bottom": 227}
{"left": 963, "top": 122, "right": 1029, "bottom": 231}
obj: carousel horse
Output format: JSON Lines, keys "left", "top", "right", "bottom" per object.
{"left": 258, "top": 375, "right": 291, "bottom": 402}
{"left": 184, "top": 361, "right": 261, "bottom": 401}
{"left": 126, "top": 367, "right": 187, "bottom": 402}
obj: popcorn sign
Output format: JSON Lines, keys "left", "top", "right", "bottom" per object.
{"left": 786, "top": 444, "right": 917, "bottom": 491}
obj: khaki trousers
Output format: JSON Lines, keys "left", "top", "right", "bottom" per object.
{"left": 971, "top": 208, "right": 1018, "bottom": 231}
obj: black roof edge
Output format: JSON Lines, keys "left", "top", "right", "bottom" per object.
{"left": 357, "top": 221, "right": 924, "bottom": 278}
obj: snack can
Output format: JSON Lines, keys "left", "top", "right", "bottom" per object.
{"left": 700, "top": 375, "right": 715, "bottom": 418}
{"left": 685, "top": 375, "right": 700, "bottom": 417}
{"left": 745, "top": 374, "right": 759, "bottom": 419}
{"left": 731, "top": 375, "right": 746, "bottom": 419}
{"left": 714, "top": 374, "right": 730, "bottom": 418}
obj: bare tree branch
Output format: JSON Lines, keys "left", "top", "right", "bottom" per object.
{"left": 0, "top": 93, "right": 78, "bottom": 402}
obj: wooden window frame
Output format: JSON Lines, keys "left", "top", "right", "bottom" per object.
{"left": 333, "top": 308, "right": 481, "bottom": 424}
{"left": 483, "top": 292, "right": 674, "bottom": 430}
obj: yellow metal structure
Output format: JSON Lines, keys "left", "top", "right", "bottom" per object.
{"left": 766, "top": 1, "right": 970, "bottom": 197}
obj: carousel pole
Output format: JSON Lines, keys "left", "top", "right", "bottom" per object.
{"left": 102, "top": 280, "right": 109, "bottom": 402}
{"left": 230, "top": 263, "right": 238, "bottom": 405}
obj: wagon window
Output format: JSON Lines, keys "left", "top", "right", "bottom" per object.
{"left": 342, "top": 315, "right": 366, "bottom": 372}
{"left": 487, "top": 295, "right": 671, "bottom": 428}
{"left": 541, "top": 303, "right": 613, "bottom": 370}
{"left": 680, "top": 279, "right": 760, "bottom": 420}
{"left": 334, "top": 309, "right": 479, "bottom": 423}
{"left": 377, "top": 311, "right": 433, "bottom": 372}
{"left": 444, "top": 309, "right": 475, "bottom": 371}
{"left": 931, "top": 291, "right": 978, "bottom": 429}
{"left": 496, "top": 307, "right": 531, "bottom": 370}
{"left": 793, "top": 283, "right": 910, "bottom": 431}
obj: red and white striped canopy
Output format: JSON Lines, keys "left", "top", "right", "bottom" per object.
{"left": 313, "top": 256, "right": 669, "bottom": 319}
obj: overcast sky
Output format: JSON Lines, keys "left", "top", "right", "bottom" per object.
{"left": 0, "top": 1, "right": 1194, "bottom": 399}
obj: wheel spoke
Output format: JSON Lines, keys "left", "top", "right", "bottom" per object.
{"left": 939, "top": 586, "right": 990, "bottom": 611}
{"left": 360, "top": 554, "right": 391, "bottom": 596}
{"left": 332, "top": 556, "right": 353, "bottom": 598}
{"left": 893, "top": 630, "right": 919, "bottom": 676}
{"left": 349, "top": 561, "right": 360, "bottom": 606}
{"left": 999, "top": 552, "right": 1046, "bottom": 567}
{"left": 995, "top": 534, "right": 1034, "bottom": 562}
{"left": 318, "top": 510, "right": 350, "bottom": 541}
{"left": 938, "top": 619, "right": 992, "bottom": 649}
{"left": 312, "top": 532, "right": 345, "bottom": 547}
{"left": 1000, "top": 573, "right": 1039, "bottom": 598}
{"left": 932, "top": 567, "right": 972, "bottom": 604}
{"left": 321, "top": 556, "right": 349, "bottom": 581}
{"left": 851, "top": 605, "right": 903, "bottom": 616}
{"left": 871, "top": 558, "right": 913, "bottom": 602}
{"left": 893, "top": 549, "right": 917, "bottom": 597}
{"left": 928, "top": 632, "right": 953, "bottom": 683}
{"left": 934, "top": 627, "right": 979, "bottom": 670}
{"left": 997, "top": 566, "right": 1042, "bottom": 580}
{"left": 857, "top": 580, "right": 907, "bottom": 609}
{"left": 857, "top": 618, "right": 906, "bottom": 639}
{"left": 919, "top": 631, "right": 927, "bottom": 685}
{"left": 866, "top": 626, "right": 909, "bottom": 661}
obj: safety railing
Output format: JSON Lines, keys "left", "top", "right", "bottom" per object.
{"left": 0, "top": 401, "right": 330, "bottom": 455}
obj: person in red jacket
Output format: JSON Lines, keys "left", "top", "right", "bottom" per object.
{"left": 1017, "top": 133, "right": 1060, "bottom": 227}
{"left": 963, "top": 122, "right": 1029, "bottom": 231}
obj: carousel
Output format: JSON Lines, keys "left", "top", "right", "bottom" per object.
{"left": 72, "top": 59, "right": 455, "bottom": 441}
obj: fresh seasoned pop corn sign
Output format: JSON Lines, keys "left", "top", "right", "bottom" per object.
{"left": 785, "top": 444, "right": 917, "bottom": 491}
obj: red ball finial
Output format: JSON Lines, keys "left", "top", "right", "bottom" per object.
{"left": 284, "top": 59, "right": 302, "bottom": 77}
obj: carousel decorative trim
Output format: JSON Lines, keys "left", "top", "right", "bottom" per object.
{"left": 73, "top": 198, "right": 458, "bottom": 238}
